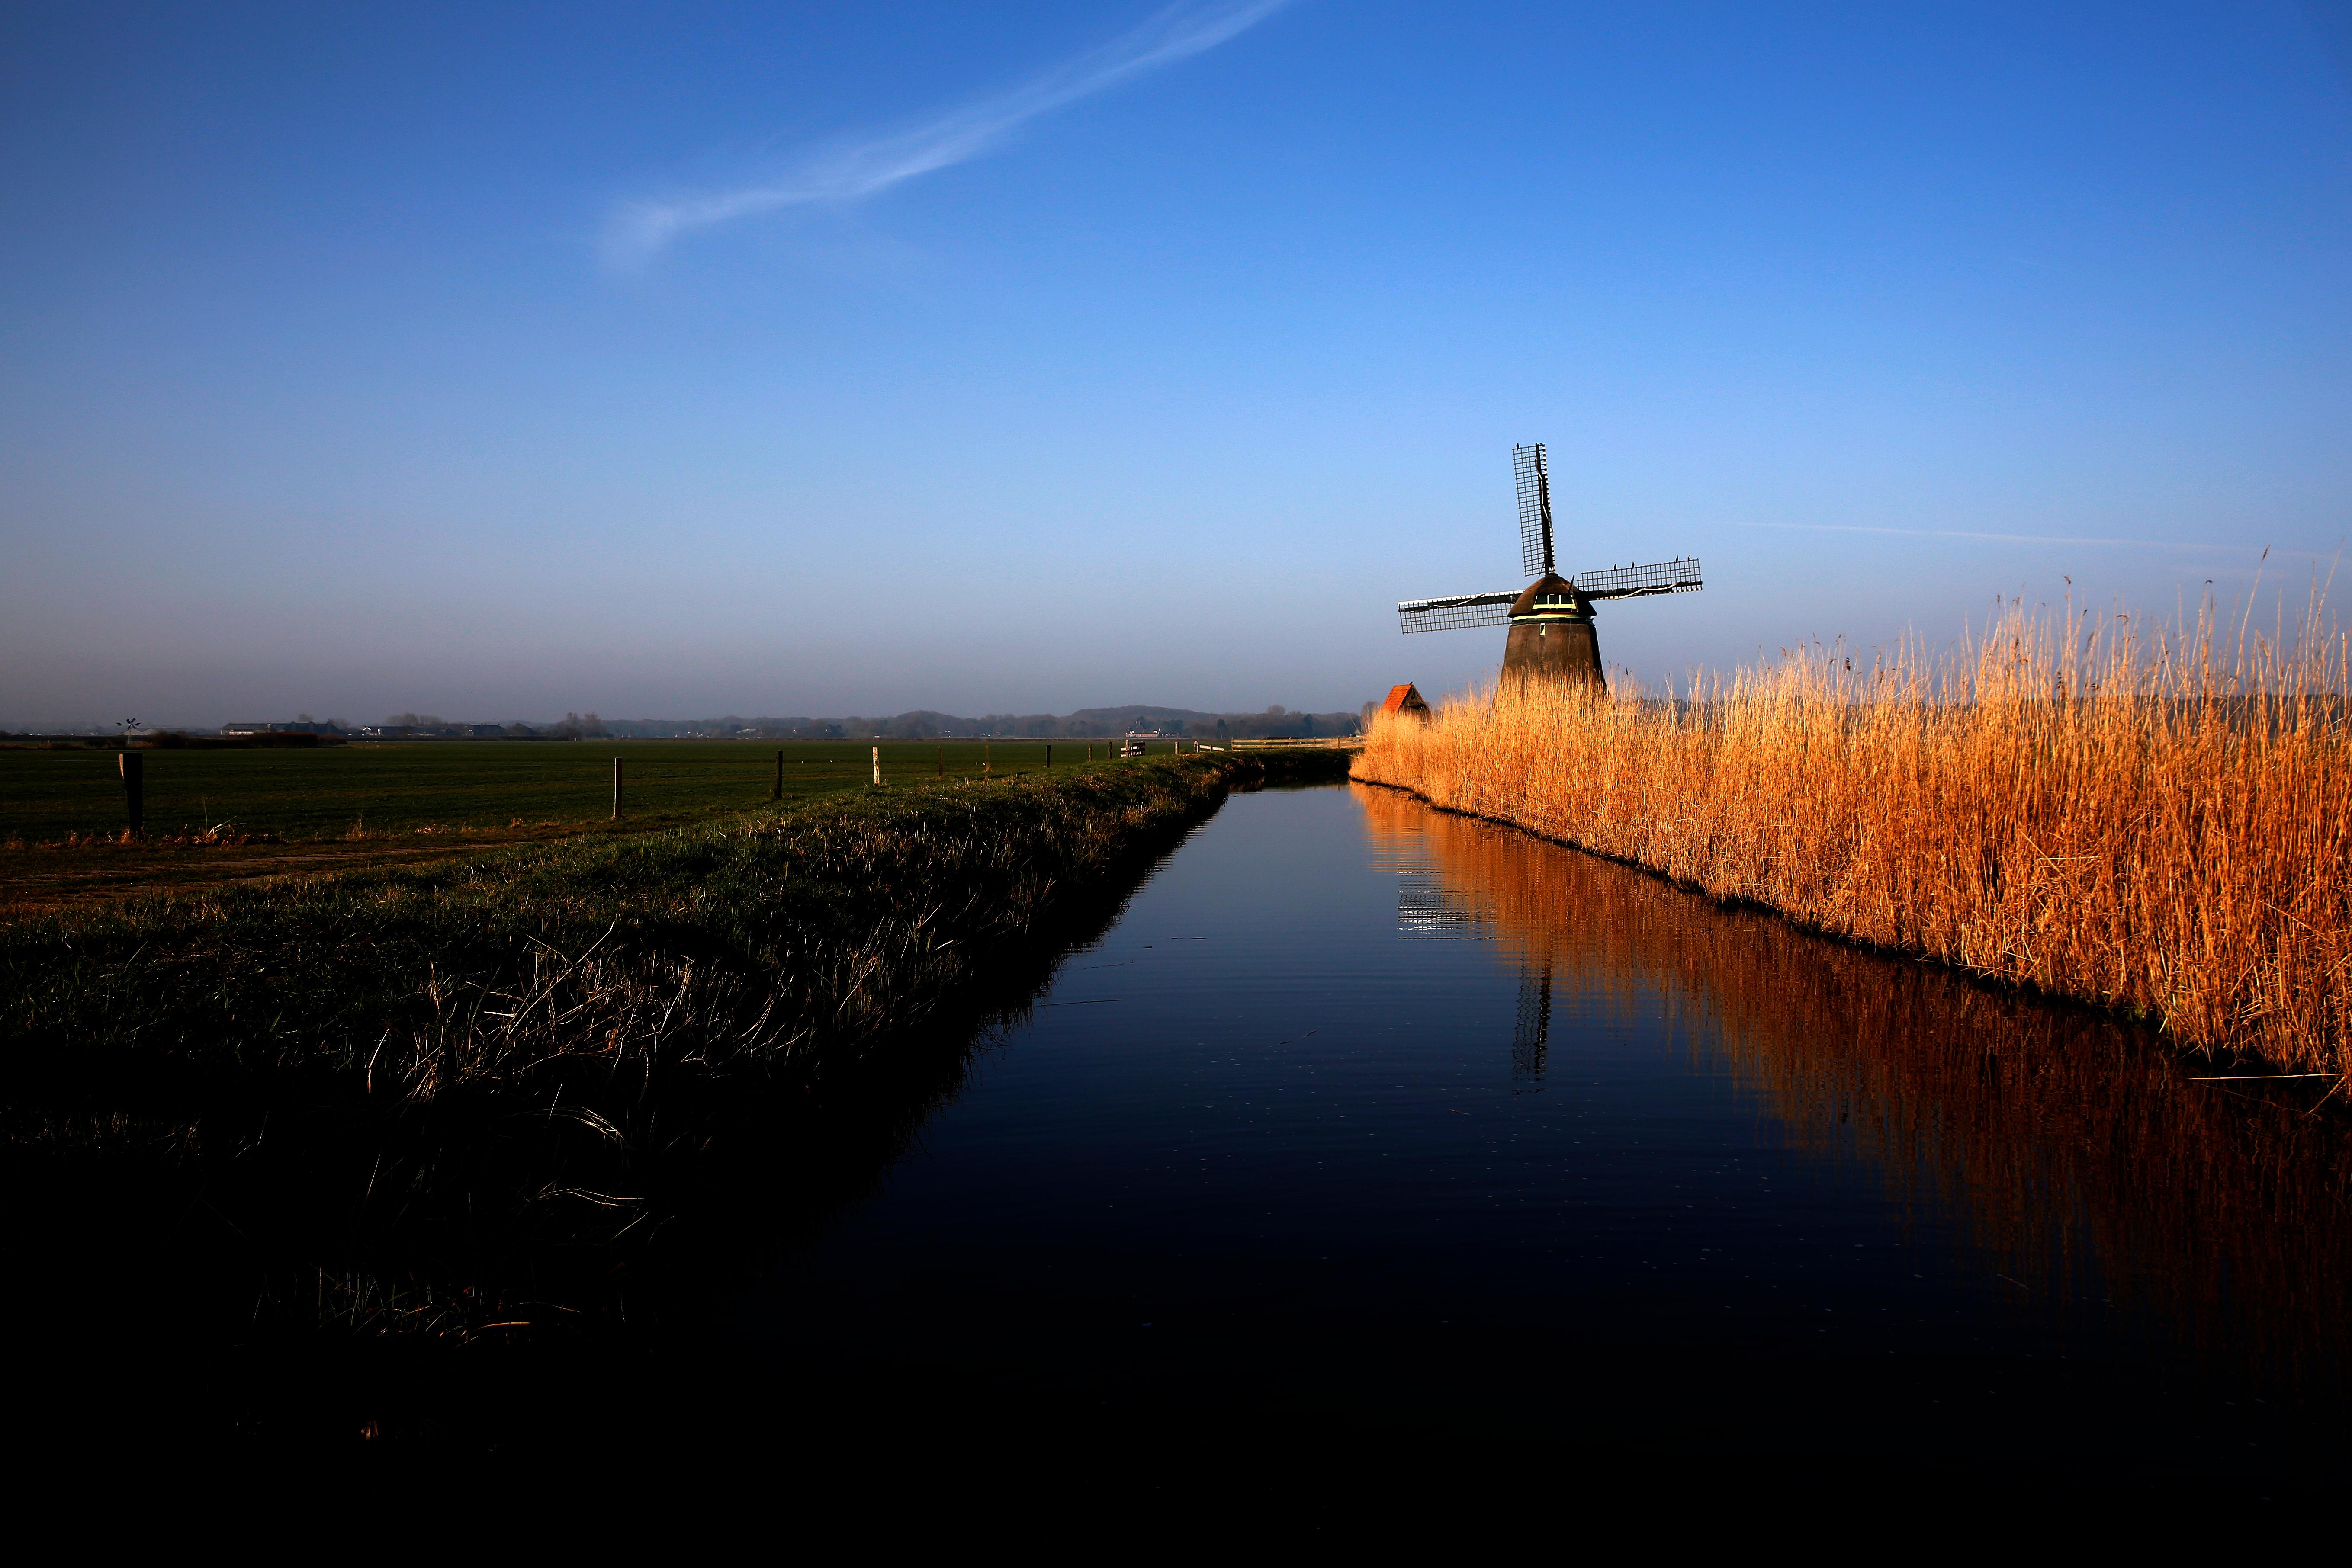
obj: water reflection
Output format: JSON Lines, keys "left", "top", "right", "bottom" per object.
{"left": 1356, "top": 782, "right": 2352, "bottom": 1391}
{"left": 1394, "top": 844, "right": 1557, "bottom": 1087}
{"left": 1511, "top": 965, "right": 1551, "bottom": 1087}
{"left": 3, "top": 795, "right": 1220, "bottom": 1454}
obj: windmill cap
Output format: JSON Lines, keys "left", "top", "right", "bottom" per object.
{"left": 1509, "top": 572, "right": 1594, "bottom": 621}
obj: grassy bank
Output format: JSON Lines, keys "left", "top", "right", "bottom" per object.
{"left": 0, "top": 740, "right": 1170, "bottom": 921}
{"left": 1356, "top": 600, "right": 2352, "bottom": 1074}
{"left": 2, "top": 748, "right": 1349, "bottom": 1352}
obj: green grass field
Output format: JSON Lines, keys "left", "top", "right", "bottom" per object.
{"left": 0, "top": 738, "right": 1160, "bottom": 844}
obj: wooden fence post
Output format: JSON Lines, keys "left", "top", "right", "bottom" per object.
{"left": 871, "top": 746, "right": 880, "bottom": 786}
{"left": 612, "top": 757, "right": 623, "bottom": 820}
{"left": 937, "top": 745, "right": 944, "bottom": 777}
{"left": 1046, "top": 744, "right": 1052, "bottom": 770}
{"left": 119, "top": 751, "right": 143, "bottom": 835}
{"left": 773, "top": 750, "right": 783, "bottom": 801}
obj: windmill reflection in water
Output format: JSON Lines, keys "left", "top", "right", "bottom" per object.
{"left": 1392, "top": 843, "right": 1558, "bottom": 1090}
{"left": 1354, "top": 781, "right": 2352, "bottom": 1393}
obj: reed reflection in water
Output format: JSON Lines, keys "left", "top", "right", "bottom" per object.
{"left": 1355, "top": 782, "right": 2352, "bottom": 1394}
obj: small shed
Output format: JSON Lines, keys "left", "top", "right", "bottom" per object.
{"left": 1379, "top": 683, "right": 1432, "bottom": 720}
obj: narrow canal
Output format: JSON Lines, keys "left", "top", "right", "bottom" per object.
{"left": 738, "top": 782, "right": 2352, "bottom": 1478}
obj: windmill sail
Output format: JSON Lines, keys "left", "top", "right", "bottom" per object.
{"left": 1396, "top": 591, "right": 1517, "bottom": 633}
{"left": 1395, "top": 557, "right": 1700, "bottom": 632}
{"left": 1514, "top": 443, "right": 1555, "bottom": 579}
{"left": 1576, "top": 556, "right": 1703, "bottom": 600}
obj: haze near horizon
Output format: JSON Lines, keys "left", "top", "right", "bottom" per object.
{"left": 3, "top": 1, "right": 2348, "bottom": 730}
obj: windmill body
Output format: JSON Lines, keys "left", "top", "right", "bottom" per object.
{"left": 1396, "top": 443, "right": 1702, "bottom": 693}
{"left": 1501, "top": 572, "right": 1601, "bottom": 685}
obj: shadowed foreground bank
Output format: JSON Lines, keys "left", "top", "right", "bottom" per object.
{"left": 1, "top": 751, "right": 1347, "bottom": 1452}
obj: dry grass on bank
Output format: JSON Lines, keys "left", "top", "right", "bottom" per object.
{"left": 1355, "top": 596, "right": 2352, "bottom": 1073}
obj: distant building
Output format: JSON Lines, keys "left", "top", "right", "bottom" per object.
{"left": 1379, "top": 683, "right": 1432, "bottom": 721}
{"left": 359, "top": 724, "right": 479, "bottom": 739}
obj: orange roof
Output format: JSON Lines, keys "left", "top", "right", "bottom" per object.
{"left": 1380, "top": 683, "right": 1430, "bottom": 715}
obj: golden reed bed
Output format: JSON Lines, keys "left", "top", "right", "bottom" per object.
{"left": 1354, "top": 598, "right": 2352, "bottom": 1073}
{"left": 1355, "top": 785, "right": 2352, "bottom": 1380}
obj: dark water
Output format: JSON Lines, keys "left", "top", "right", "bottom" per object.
{"left": 734, "top": 784, "right": 2351, "bottom": 1480}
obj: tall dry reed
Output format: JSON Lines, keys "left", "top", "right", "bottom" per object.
{"left": 1355, "top": 785, "right": 2352, "bottom": 1382}
{"left": 1355, "top": 593, "right": 2352, "bottom": 1072}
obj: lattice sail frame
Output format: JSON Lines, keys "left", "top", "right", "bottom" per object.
{"left": 1571, "top": 556, "right": 1704, "bottom": 600}
{"left": 1514, "top": 443, "right": 1555, "bottom": 580}
{"left": 1394, "top": 592, "right": 1516, "bottom": 633}
{"left": 1396, "top": 556, "right": 1703, "bottom": 632}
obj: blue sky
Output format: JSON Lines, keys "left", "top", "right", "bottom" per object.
{"left": 3, "top": 1, "right": 2348, "bottom": 726}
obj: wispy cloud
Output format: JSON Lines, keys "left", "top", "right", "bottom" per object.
{"left": 605, "top": 0, "right": 1291, "bottom": 268}
{"left": 1733, "top": 521, "right": 2245, "bottom": 552}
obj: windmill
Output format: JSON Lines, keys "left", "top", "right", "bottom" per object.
{"left": 1395, "top": 443, "right": 1703, "bottom": 690}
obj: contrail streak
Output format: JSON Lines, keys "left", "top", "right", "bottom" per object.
{"left": 606, "top": 0, "right": 1290, "bottom": 266}
{"left": 1734, "top": 521, "right": 2244, "bottom": 552}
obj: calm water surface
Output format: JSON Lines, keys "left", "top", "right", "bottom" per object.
{"left": 739, "top": 784, "right": 2350, "bottom": 1469}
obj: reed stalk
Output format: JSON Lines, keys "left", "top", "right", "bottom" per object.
{"left": 1354, "top": 592, "right": 2352, "bottom": 1072}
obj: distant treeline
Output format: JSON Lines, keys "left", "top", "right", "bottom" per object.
{"left": 0, "top": 731, "right": 336, "bottom": 750}
{"left": 7, "top": 705, "right": 1366, "bottom": 744}
{"left": 600, "top": 705, "right": 1366, "bottom": 741}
